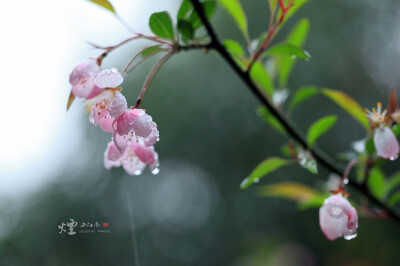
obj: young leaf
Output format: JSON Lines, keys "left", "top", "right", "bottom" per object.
{"left": 257, "top": 106, "right": 286, "bottom": 135}
{"left": 141, "top": 45, "right": 162, "bottom": 56}
{"left": 388, "top": 192, "right": 400, "bottom": 207}
{"left": 386, "top": 172, "right": 400, "bottom": 195}
{"left": 149, "top": 11, "right": 175, "bottom": 40}
{"left": 250, "top": 61, "right": 274, "bottom": 97}
{"left": 264, "top": 43, "right": 311, "bottom": 60}
{"left": 178, "top": 20, "right": 194, "bottom": 42}
{"left": 298, "top": 193, "right": 330, "bottom": 210}
{"left": 298, "top": 149, "right": 318, "bottom": 174}
{"left": 223, "top": 39, "right": 244, "bottom": 57}
{"left": 306, "top": 115, "right": 338, "bottom": 147}
{"left": 223, "top": 39, "right": 247, "bottom": 68}
{"left": 288, "top": 86, "right": 318, "bottom": 111}
{"left": 321, "top": 88, "right": 369, "bottom": 130}
{"left": 278, "top": 18, "right": 310, "bottom": 87}
{"left": 88, "top": 0, "right": 116, "bottom": 13}
{"left": 240, "top": 157, "right": 292, "bottom": 189}
{"left": 257, "top": 182, "right": 319, "bottom": 201}
{"left": 218, "top": 0, "right": 249, "bottom": 39}
{"left": 367, "top": 167, "right": 386, "bottom": 200}
{"left": 178, "top": 0, "right": 193, "bottom": 20}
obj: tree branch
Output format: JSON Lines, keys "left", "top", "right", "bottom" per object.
{"left": 189, "top": 0, "right": 400, "bottom": 221}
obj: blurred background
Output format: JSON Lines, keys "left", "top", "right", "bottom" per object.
{"left": 1, "top": 0, "right": 400, "bottom": 265}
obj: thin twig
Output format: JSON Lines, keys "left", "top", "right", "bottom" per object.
{"left": 189, "top": 0, "right": 400, "bottom": 221}
{"left": 135, "top": 52, "right": 174, "bottom": 107}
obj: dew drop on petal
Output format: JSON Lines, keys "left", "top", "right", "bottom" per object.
{"left": 343, "top": 178, "right": 349, "bottom": 185}
{"left": 344, "top": 233, "right": 357, "bottom": 240}
{"left": 152, "top": 168, "right": 160, "bottom": 175}
{"left": 253, "top": 178, "right": 260, "bottom": 183}
{"left": 134, "top": 170, "right": 142, "bottom": 176}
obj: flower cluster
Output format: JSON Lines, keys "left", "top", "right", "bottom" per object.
{"left": 365, "top": 102, "right": 399, "bottom": 160}
{"left": 69, "top": 59, "right": 159, "bottom": 175}
{"left": 319, "top": 193, "right": 358, "bottom": 241}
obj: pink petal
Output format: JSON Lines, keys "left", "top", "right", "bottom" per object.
{"left": 104, "top": 141, "right": 122, "bottom": 169}
{"left": 143, "top": 123, "right": 159, "bottom": 147}
{"left": 94, "top": 68, "right": 124, "bottom": 88}
{"left": 374, "top": 126, "right": 399, "bottom": 159}
{"left": 109, "top": 91, "right": 127, "bottom": 118}
{"left": 89, "top": 105, "right": 114, "bottom": 133}
{"left": 122, "top": 154, "right": 146, "bottom": 176}
{"left": 319, "top": 194, "right": 358, "bottom": 241}
{"left": 113, "top": 129, "right": 133, "bottom": 153}
{"left": 131, "top": 143, "right": 155, "bottom": 164}
{"left": 99, "top": 114, "right": 114, "bottom": 133}
{"left": 72, "top": 75, "right": 97, "bottom": 99}
{"left": 69, "top": 59, "right": 100, "bottom": 86}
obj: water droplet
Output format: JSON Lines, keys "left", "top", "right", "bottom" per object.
{"left": 291, "top": 55, "right": 296, "bottom": 60}
{"left": 134, "top": 170, "right": 142, "bottom": 175}
{"left": 343, "top": 178, "right": 349, "bottom": 184}
{"left": 253, "top": 178, "right": 260, "bottom": 183}
{"left": 344, "top": 233, "right": 357, "bottom": 240}
{"left": 152, "top": 168, "right": 160, "bottom": 175}
{"left": 390, "top": 155, "right": 398, "bottom": 161}
{"left": 240, "top": 177, "right": 249, "bottom": 188}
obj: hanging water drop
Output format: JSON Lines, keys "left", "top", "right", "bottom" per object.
{"left": 344, "top": 233, "right": 357, "bottom": 240}
{"left": 152, "top": 168, "right": 160, "bottom": 175}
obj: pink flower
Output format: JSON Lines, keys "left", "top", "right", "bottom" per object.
{"left": 104, "top": 141, "right": 159, "bottom": 175}
{"left": 319, "top": 194, "right": 358, "bottom": 241}
{"left": 112, "top": 109, "right": 159, "bottom": 151}
{"left": 94, "top": 68, "right": 124, "bottom": 89}
{"left": 87, "top": 90, "right": 127, "bottom": 132}
{"left": 69, "top": 59, "right": 102, "bottom": 99}
{"left": 374, "top": 126, "right": 399, "bottom": 160}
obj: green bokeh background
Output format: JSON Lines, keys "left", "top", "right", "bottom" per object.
{"left": 1, "top": 0, "right": 400, "bottom": 265}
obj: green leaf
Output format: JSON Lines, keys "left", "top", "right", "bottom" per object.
{"left": 178, "top": 20, "right": 194, "bottom": 42}
{"left": 240, "top": 157, "right": 291, "bottom": 189}
{"left": 223, "top": 39, "right": 247, "bottom": 68}
{"left": 177, "top": 0, "right": 192, "bottom": 20}
{"left": 257, "top": 182, "right": 319, "bottom": 201}
{"left": 388, "top": 192, "right": 400, "bottom": 207}
{"left": 250, "top": 61, "right": 274, "bottom": 97}
{"left": 365, "top": 137, "right": 375, "bottom": 154}
{"left": 306, "top": 115, "right": 338, "bottom": 147}
{"left": 298, "top": 149, "right": 318, "bottom": 174}
{"left": 288, "top": 86, "right": 318, "bottom": 111}
{"left": 88, "top": 0, "right": 116, "bottom": 13}
{"left": 298, "top": 193, "right": 330, "bottom": 210}
{"left": 223, "top": 39, "right": 244, "bottom": 57}
{"left": 188, "top": 0, "right": 217, "bottom": 29}
{"left": 141, "top": 45, "right": 162, "bottom": 56}
{"left": 279, "top": 18, "right": 310, "bottom": 87}
{"left": 218, "top": 0, "right": 249, "bottom": 39}
{"left": 149, "top": 11, "right": 175, "bottom": 40}
{"left": 367, "top": 167, "right": 386, "bottom": 200}
{"left": 392, "top": 124, "right": 400, "bottom": 137}
{"left": 257, "top": 106, "right": 286, "bottom": 135}
{"left": 387, "top": 172, "right": 400, "bottom": 195}
{"left": 264, "top": 43, "right": 311, "bottom": 59}
{"left": 321, "top": 88, "right": 369, "bottom": 130}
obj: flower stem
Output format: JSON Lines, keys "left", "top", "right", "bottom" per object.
{"left": 135, "top": 52, "right": 174, "bottom": 108}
